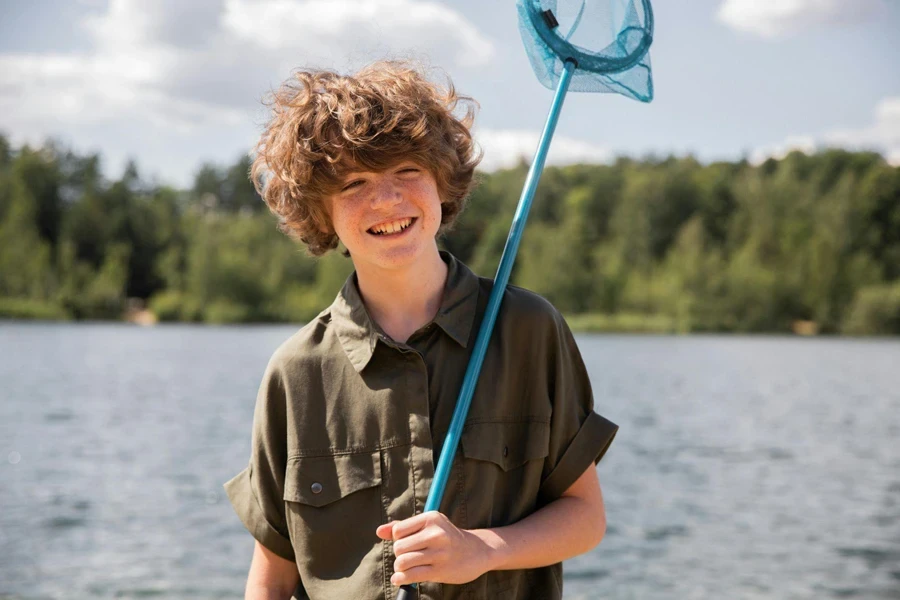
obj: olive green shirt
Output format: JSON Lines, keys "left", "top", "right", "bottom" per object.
{"left": 224, "top": 251, "right": 618, "bottom": 600}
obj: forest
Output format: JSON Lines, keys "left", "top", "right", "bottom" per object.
{"left": 1, "top": 133, "right": 898, "bottom": 334}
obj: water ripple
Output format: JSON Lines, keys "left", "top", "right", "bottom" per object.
{"left": 2, "top": 325, "right": 898, "bottom": 599}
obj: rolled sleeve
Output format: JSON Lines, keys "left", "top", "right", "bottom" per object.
{"left": 539, "top": 311, "right": 619, "bottom": 505}
{"left": 538, "top": 410, "right": 618, "bottom": 502}
{"left": 224, "top": 466, "right": 296, "bottom": 561}
{"left": 223, "top": 354, "right": 296, "bottom": 562}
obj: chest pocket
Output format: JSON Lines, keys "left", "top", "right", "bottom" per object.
{"left": 459, "top": 421, "right": 551, "bottom": 596}
{"left": 283, "top": 450, "right": 383, "bottom": 541}
{"left": 284, "top": 451, "right": 382, "bottom": 507}
{"left": 460, "top": 421, "right": 550, "bottom": 471}
{"left": 282, "top": 450, "right": 385, "bottom": 598}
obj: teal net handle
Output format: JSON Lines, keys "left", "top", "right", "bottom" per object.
{"left": 395, "top": 58, "right": 577, "bottom": 600}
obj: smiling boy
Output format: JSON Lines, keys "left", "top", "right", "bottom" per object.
{"left": 224, "top": 60, "right": 618, "bottom": 600}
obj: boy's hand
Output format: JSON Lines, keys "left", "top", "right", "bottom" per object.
{"left": 376, "top": 511, "right": 495, "bottom": 586}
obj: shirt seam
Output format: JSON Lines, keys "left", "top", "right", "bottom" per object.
{"left": 431, "top": 417, "right": 550, "bottom": 441}
{"left": 463, "top": 416, "right": 550, "bottom": 425}
{"left": 380, "top": 449, "right": 393, "bottom": 600}
{"left": 287, "top": 438, "right": 412, "bottom": 459}
{"left": 409, "top": 434, "right": 419, "bottom": 516}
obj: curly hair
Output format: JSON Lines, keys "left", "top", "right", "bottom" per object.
{"left": 251, "top": 60, "right": 483, "bottom": 256}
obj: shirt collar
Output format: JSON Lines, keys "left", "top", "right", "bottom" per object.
{"left": 330, "top": 251, "right": 480, "bottom": 372}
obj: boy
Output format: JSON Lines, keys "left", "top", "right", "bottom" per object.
{"left": 224, "top": 60, "right": 618, "bottom": 600}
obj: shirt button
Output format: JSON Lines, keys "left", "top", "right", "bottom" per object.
{"left": 311, "top": 482, "right": 323, "bottom": 494}
{"left": 503, "top": 446, "right": 509, "bottom": 457}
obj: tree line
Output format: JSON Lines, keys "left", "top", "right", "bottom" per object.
{"left": 0, "top": 133, "right": 898, "bottom": 334}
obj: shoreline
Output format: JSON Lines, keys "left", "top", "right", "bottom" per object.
{"left": 0, "top": 308, "right": 882, "bottom": 337}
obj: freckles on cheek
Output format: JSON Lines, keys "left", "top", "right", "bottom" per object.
{"left": 424, "top": 212, "right": 441, "bottom": 233}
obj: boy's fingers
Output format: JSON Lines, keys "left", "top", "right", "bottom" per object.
{"left": 391, "top": 564, "right": 433, "bottom": 587}
{"left": 390, "top": 511, "right": 435, "bottom": 540}
{"left": 392, "top": 531, "right": 430, "bottom": 556}
{"left": 376, "top": 522, "right": 395, "bottom": 540}
{"left": 394, "top": 550, "right": 430, "bottom": 573}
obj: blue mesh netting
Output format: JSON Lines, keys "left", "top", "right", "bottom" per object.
{"left": 517, "top": 0, "right": 654, "bottom": 102}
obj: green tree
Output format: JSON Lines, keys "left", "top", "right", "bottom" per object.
{"left": 0, "top": 175, "right": 55, "bottom": 299}
{"left": 12, "top": 145, "right": 63, "bottom": 248}
{"left": 842, "top": 282, "right": 900, "bottom": 335}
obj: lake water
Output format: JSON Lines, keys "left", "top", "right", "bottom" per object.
{"left": 1, "top": 323, "right": 898, "bottom": 599}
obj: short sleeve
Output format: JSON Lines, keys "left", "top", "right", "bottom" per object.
{"left": 223, "top": 356, "right": 296, "bottom": 562}
{"left": 538, "top": 312, "right": 618, "bottom": 504}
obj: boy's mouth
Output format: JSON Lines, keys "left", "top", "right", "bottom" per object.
{"left": 367, "top": 217, "right": 416, "bottom": 236}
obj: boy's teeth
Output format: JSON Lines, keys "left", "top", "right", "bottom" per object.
{"left": 373, "top": 218, "right": 411, "bottom": 234}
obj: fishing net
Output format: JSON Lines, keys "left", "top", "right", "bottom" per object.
{"left": 396, "top": 4, "right": 654, "bottom": 598}
{"left": 517, "top": 0, "right": 654, "bottom": 101}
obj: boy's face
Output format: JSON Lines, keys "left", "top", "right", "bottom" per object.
{"left": 326, "top": 161, "right": 443, "bottom": 273}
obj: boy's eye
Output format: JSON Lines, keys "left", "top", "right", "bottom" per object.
{"left": 340, "top": 168, "right": 419, "bottom": 192}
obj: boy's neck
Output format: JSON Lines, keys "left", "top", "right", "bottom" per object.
{"left": 354, "top": 246, "right": 449, "bottom": 344}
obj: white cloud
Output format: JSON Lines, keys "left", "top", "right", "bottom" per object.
{"left": 748, "top": 135, "right": 817, "bottom": 164}
{"left": 223, "top": 0, "right": 494, "bottom": 67}
{"left": 1, "top": 0, "right": 494, "bottom": 129}
{"left": 0, "top": 51, "right": 244, "bottom": 136}
{"left": 717, "top": 0, "right": 887, "bottom": 37}
{"left": 476, "top": 129, "right": 614, "bottom": 172}
{"left": 750, "top": 97, "right": 900, "bottom": 165}
{"left": 823, "top": 98, "right": 900, "bottom": 159}
{"left": 0, "top": 0, "right": 495, "bottom": 184}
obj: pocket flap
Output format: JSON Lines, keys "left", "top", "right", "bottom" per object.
{"left": 284, "top": 451, "right": 381, "bottom": 507}
{"left": 460, "top": 421, "right": 550, "bottom": 471}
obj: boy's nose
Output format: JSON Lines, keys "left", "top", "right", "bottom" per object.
{"left": 370, "top": 178, "right": 403, "bottom": 208}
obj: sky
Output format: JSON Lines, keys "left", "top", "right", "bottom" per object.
{"left": 1, "top": 0, "right": 898, "bottom": 188}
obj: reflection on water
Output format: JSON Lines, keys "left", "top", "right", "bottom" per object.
{"left": 1, "top": 323, "right": 898, "bottom": 599}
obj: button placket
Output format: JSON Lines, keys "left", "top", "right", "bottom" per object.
{"left": 405, "top": 350, "right": 435, "bottom": 518}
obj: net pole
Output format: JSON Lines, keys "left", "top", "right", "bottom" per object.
{"left": 395, "top": 58, "right": 577, "bottom": 600}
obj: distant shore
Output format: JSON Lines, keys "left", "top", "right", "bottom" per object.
{"left": 0, "top": 298, "right": 848, "bottom": 336}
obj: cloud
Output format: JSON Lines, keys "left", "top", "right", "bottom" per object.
{"left": 0, "top": 0, "right": 495, "bottom": 152}
{"left": 223, "top": 0, "right": 495, "bottom": 67}
{"left": 475, "top": 129, "right": 614, "bottom": 172}
{"left": 0, "top": 51, "right": 244, "bottom": 136}
{"left": 83, "top": 0, "right": 227, "bottom": 51}
{"left": 717, "top": 0, "right": 887, "bottom": 37}
{"left": 749, "top": 97, "right": 900, "bottom": 165}
{"left": 0, "top": 0, "right": 495, "bottom": 186}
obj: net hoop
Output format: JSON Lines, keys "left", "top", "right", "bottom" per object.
{"left": 524, "top": 0, "right": 654, "bottom": 75}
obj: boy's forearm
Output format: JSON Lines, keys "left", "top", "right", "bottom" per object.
{"left": 470, "top": 494, "right": 607, "bottom": 571}
{"left": 244, "top": 583, "right": 295, "bottom": 600}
